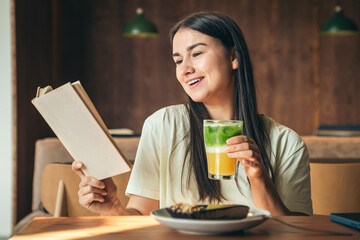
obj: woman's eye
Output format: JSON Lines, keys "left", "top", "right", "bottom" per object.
{"left": 193, "top": 52, "right": 202, "bottom": 57}
{"left": 175, "top": 59, "right": 183, "bottom": 65}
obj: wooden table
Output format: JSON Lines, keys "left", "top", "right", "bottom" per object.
{"left": 10, "top": 216, "right": 360, "bottom": 240}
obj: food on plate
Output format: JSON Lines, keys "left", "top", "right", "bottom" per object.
{"left": 166, "top": 203, "right": 249, "bottom": 220}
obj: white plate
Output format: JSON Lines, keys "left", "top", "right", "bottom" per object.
{"left": 150, "top": 207, "right": 270, "bottom": 235}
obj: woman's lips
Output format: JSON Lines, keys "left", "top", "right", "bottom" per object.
{"left": 187, "top": 77, "right": 204, "bottom": 89}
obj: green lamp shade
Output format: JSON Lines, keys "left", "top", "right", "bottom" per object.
{"left": 320, "top": 6, "right": 358, "bottom": 35}
{"left": 123, "top": 8, "right": 158, "bottom": 37}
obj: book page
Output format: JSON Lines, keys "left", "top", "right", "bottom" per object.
{"left": 32, "top": 82, "right": 132, "bottom": 180}
{"left": 71, "top": 81, "right": 108, "bottom": 133}
{"left": 71, "top": 81, "right": 132, "bottom": 168}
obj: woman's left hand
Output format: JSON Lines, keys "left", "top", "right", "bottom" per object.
{"left": 225, "top": 135, "right": 266, "bottom": 180}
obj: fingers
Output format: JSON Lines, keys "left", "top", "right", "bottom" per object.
{"left": 225, "top": 136, "right": 266, "bottom": 179}
{"left": 72, "top": 162, "right": 116, "bottom": 213}
{"left": 227, "top": 149, "right": 261, "bottom": 160}
{"left": 225, "top": 136, "right": 259, "bottom": 157}
{"left": 79, "top": 191, "right": 106, "bottom": 208}
{"left": 72, "top": 161, "right": 85, "bottom": 178}
{"left": 226, "top": 135, "right": 253, "bottom": 145}
{"left": 78, "top": 185, "right": 107, "bottom": 197}
{"left": 225, "top": 142, "right": 252, "bottom": 153}
{"left": 78, "top": 177, "right": 107, "bottom": 209}
{"left": 79, "top": 176, "right": 105, "bottom": 189}
{"left": 225, "top": 135, "right": 262, "bottom": 168}
{"left": 72, "top": 161, "right": 105, "bottom": 189}
{"left": 240, "top": 158, "right": 261, "bottom": 168}
{"left": 78, "top": 185, "right": 107, "bottom": 207}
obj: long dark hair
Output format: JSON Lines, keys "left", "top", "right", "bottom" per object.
{"left": 170, "top": 12, "right": 273, "bottom": 203}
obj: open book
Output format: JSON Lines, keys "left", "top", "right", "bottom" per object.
{"left": 32, "top": 81, "right": 132, "bottom": 180}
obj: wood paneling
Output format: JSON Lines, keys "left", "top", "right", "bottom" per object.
{"left": 180, "top": 0, "right": 315, "bottom": 134}
{"left": 14, "top": 0, "right": 54, "bottom": 222}
{"left": 14, "top": 0, "right": 360, "bottom": 223}
{"left": 318, "top": 0, "right": 360, "bottom": 125}
{"left": 57, "top": 0, "right": 184, "bottom": 132}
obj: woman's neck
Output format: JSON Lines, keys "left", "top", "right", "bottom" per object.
{"left": 204, "top": 101, "right": 234, "bottom": 120}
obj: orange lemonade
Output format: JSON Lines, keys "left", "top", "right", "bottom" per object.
{"left": 204, "top": 120, "right": 243, "bottom": 180}
{"left": 206, "top": 152, "right": 238, "bottom": 176}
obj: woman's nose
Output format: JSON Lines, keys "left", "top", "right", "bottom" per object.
{"left": 179, "top": 60, "right": 195, "bottom": 76}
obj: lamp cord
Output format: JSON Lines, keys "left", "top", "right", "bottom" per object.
{"left": 270, "top": 217, "right": 352, "bottom": 236}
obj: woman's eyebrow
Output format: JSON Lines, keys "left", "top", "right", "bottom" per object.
{"left": 172, "top": 42, "right": 207, "bottom": 57}
{"left": 188, "top": 42, "right": 207, "bottom": 51}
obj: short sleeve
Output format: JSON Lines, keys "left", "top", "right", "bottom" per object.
{"left": 274, "top": 135, "right": 313, "bottom": 215}
{"left": 125, "top": 114, "right": 161, "bottom": 200}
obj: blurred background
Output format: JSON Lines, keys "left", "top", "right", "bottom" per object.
{"left": 4, "top": 0, "right": 360, "bottom": 235}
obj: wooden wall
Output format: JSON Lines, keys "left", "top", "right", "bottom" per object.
{"left": 14, "top": 0, "right": 360, "bottom": 222}
{"left": 14, "top": 0, "right": 54, "bottom": 224}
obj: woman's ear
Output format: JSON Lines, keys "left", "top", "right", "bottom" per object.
{"left": 230, "top": 48, "right": 238, "bottom": 70}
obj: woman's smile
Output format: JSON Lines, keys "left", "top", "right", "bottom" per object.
{"left": 186, "top": 77, "right": 204, "bottom": 88}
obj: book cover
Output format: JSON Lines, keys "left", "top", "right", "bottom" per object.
{"left": 330, "top": 213, "right": 360, "bottom": 230}
{"left": 32, "top": 81, "right": 132, "bottom": 180}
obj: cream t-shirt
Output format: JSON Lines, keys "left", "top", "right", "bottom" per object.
{"left": 125, "top": 104, "right": 313, "bottom": 215}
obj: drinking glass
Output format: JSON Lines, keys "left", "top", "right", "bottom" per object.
{"left": 203, "top": 120, "right": 243, "bottom": 180}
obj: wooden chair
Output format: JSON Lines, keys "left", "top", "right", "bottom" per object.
{"left": 41, "top": 163, "right": 131, "bottom": 216}
{"left": 14, "top": 136, "right": 139, "bottom": 234}
{"left": 310, "top": 162, "right": 360, "bottom": 215}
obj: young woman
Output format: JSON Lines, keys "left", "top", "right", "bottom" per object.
{"left": 72, "top": 12, "right": 312, "bottom": 216}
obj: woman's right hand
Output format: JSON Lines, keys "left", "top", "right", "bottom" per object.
{"left": 72, "top": 161, "right": 123, "bottom": 215}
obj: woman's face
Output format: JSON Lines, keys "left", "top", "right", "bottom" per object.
{"left": 172, "top": 27, "right": 238, "bottom": 106}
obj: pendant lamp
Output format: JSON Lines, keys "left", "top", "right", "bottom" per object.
{"left": 123, "top": 8, "right": 158, "bottom": 37}
{"left": 320, "top": 5, "right": 358, "bottom": 35}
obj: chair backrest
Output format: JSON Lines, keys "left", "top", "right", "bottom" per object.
{"left": 303, "top": 136, "right": 360, "bottom": 215}
{"left": 33, "top": 136, "right": 140, "bottom": 212}
{"left": 310, "top": 162, "right": 360, "bottom": 215}
{"left": 41, "top": 163, "right": 131, "bottom": 216}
